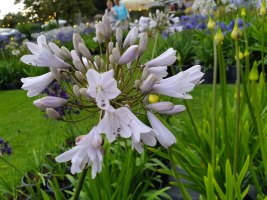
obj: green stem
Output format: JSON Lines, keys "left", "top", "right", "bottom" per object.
{"left": 261, "top": 14, "right": 265, "bottom": 76}
{"left": 151, "top": 31, "right": 159, "bottom": 60}
{"left": 217, "top": 43, "right": 230, "bottom": 162}
{"left": 233, "top": 39, "right": 241, "bottom": 186}
{"left": 211, "top": 30, "right": 217, "bottom": 173}
{"left": 0, "top": 157, "right": 24, "bottom": 175}
{"left": 170, "top": 65, "right": 175, "bottom": 75}
{"left": 168, "top": 148, "right": 188, "bottom": 200}
{"left": 72, "top": 167, "right": 89, "bottom": 200}
{"left": 251, "top": 81, "right": 267, "bottom": 177}
{"left": 242, "top": 17, "right": 250, "bottom": 82}
{"left": 106, "top": 41, "right": 110, "bottom": 71}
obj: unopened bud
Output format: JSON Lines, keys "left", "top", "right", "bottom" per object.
{"left": 46, "top": 108, "right": 63, "bottom": 120}
{"left": 49, "top": 42, "right": 66, "bottom": 60}
{"left": 249, "top": 61, "right": 259, "bottom": 81}
{"left": 73, "top": 60, "right": 86, "bottom": 73}
{"left": 112, "top": 48, "right": 121, "bottom": 62}
{"left": 177, "top": 52, "right": 181, "bottom": 61}
{"left": 235, "top": 48, "right": 244, "bottom": 60}
{"left": 109, "top": 54, "right": 115, "bottom": 66}
{"left": 215, "top": 22, "right": 224, "bottom": 43}
{"left": 73, "top": 85, "right": 81, "bottom": 98}
{"left": 260, "top": 0, "right": 266, "bottom": 15}
{"left": 146, "top": 102, "right": 174, "bottom": 111}
{"left": 61, "top": 46, "right": 72, "bottom": 60}
{"left": 135, "top": 80, "right": 141, "bottom": 90}
{"left": 207, "top": 13, "right": 216, "bottom": 30}
{"left": 80, "top": 88, "right": 95, "bottom": 102}
{"left": 78, "top": 43, "right": 93, "bottom": 62}
{"left": 138, "top": 33, "right": 148, "bottom": 56}
{"left": 130, "top": 27, "right": 138, "bottom": 46}
{"left": 95, "top": 56, "right": 101, "bottom": 69}
{"left": 241, "top": 6, "right": 246, "bottom": 18}
{"left": 244, "top": 48, "right": 249, "bottom": 57}
{"left": 118, "top": 45, "right": 139, "bottom": 65}
{"left": 148, "top": 94, "right": 159, "bottom": 103}
{"left": 101, "top": 59, "right": 105, "bottom": 69}
{"left": 50, "top": 68, "right": 61, "bottom": 82}
{"left": 108, "top": 42, "right": 114, "bottom": 53}
{"left": 61, "top": 71, "right": 68, "bottom": 82}
{"left": 116, "top": 28, "right": 123, "bottom": 47}
{"left": 75, "top": 71, "right": 84, "bottom": 83}
{"left": 97, "top": 22, "right": 107, "bottom": 40}
{"left": 141, "top": 66, "right": 148, "bottom": 82}
{"left": 231, "top": 16, "right": 242, "bottom": 40}
{"left": 34, "top": 96, "right": 68, "bottom": 109}
{"left": 140, "top": 74, "right": 157, "bottom": 95}
{"left": 98, "top": 31, "right": 105, "bottom": 42}
{"left": 73, "top": 33, "right": 83, "bottom": 58}
{"left": 102, "top": 14, "right": 111, "bottom": 39}
{"left": 125, "top": 104, "right": 130, "bottom": 109}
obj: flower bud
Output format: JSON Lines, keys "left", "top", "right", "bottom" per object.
{"left": 61, "top": 46, "right": 72, "bottom": 60}
{"left": 112, "top": 48, "right": 121, "bottom": 62}
{"left": 108, "top": 42, "right": 114, "bottom": 53}
{"left": 49, "top": 42, "right": 66, "bottom": 60}
{"left": 80, "top": 88, "right": 95, "bottom": 102}
{"left": 135, "top": 80, "right": 141, "bottom": 90}
{"left": 73, "top": 33, "right": 83, "bottom": 59}
{"left": 102, "top": 14, "right": 111, "bottom": 39}
{"left": 109, "top": 54, "right": 115, "bottom": 66}
{"left": 61, "top": 71, "right": 68, "bottom": 82}
{"left": 260, "top": 0, "right": 266, "bottom": 15}
{"left": 130, "top": 27, "right": 138, "bottom": 46}
{"left": 241, "top": 6, "right": 246, "bottom": 18}
{"left": 73, "top": 85, "right": 81, "bottom": 98}
{"left": 231, "top": 16, "right": 242, "bottom": 40}
{"left": 50, "top": 68, "right": 61, "bottom": 82}
{"left": 34, "top": 97, "right": 68, "bottom": 109}
{"left": 138, "top": 33, "right": 148, "bottom": 57}
{"left": 46, "top": 108, "right": 63, "bottom": 120}
{"left": 146, "top": 102, "right": 174, "bottom": 111}
{"left": 149, "top": 94, "right": 159, "bottom": 103}
{"left": 118, "top": 45, "right": 139, "bottom": 65}
{"left": 215, "top": 22, "right": 224, "bottom": 43}
{"left": 244, "top": 48, "right": 249, "bottom": 57}
{"left": 98, "top": 21, "right": 107, "bottom": 40}
{"left": 125, "top": 104, "right": 131, "bottom": 109}
{"left": 78, "top": 43, "right": 93, "bottom": 62}
{"left": 235, "top": 48, "right": 244, "bottom": 60}
{"left": 249, "top": 61, "right": 259, "bottom": 81}
{"left": 159, "top": 105, "right": 186, "bottom": 115}
{"left": 177, "top": 52, "right": 181, "bottom": 61}
{"left": 141, "top": 66, "right": 148, "bottom": 82}
{"left": 98, "top": 31, "right": 105, "bottom": 42}
{"left": 116, "top": 28, "right": 123, "bottom": 47}
{"left": 101, "top": 59, "right": 105, "bottom": 69}
{"left": 140, "top": 74, "right": 157, "bottom": 95}
{"left": 73, "top": 59, "right": 86, "bottom": 73}
{"left": 95, "top": 55, "right": 101, "bottom": 69}
{"left": 207, "top": 13, "right": 216, "bottom": 30}
{"left": 75, "top": 71, "right": 84, "bottom": 83}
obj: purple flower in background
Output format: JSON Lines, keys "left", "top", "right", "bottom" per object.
{"left": 184, "top": 22, "right": 194, "bottom": 30}
{"left": 1, "top": 139, "right": 12, "bottom": 156}
{"left": 196, "top": 23, "right": 207, "bottom": 31}
{"left": 190, "top": 18, "right": 198, "bottom": 26}
{"left": 180, "top": 15, "right": 191, "bottom": 21}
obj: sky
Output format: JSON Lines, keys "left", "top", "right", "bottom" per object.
{"left": 0, "top": 0, "right": 25, "bottom": 19}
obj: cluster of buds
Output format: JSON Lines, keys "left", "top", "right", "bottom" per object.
{"left": 136, "top": 9, "right": 182, "bottom": 36}
{"left": 20, "top": 14, "right": 204, "bottom": 178}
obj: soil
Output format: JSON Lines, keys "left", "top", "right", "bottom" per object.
{"left": 4, "top": 186, "right": 30, "bottom": 200}
{"left": 53, "top": 170, "right": 72, "bottom": 189}
{"left": 65, "top": 139, "right": 74, "bottom": 148}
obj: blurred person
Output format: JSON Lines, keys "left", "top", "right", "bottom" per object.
{"left": 181, "top": 2, "right": 186, "bottom": 11}
{"left": 114, "top": 0, "right": 130, "bottom": 29}
{"left": 105, "top": 1, "right": 117, "bottom": 23}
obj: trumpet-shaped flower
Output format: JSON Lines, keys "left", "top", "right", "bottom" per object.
{"left": 147, "top": 66, "right": 168, "bottom": 81}
{"left": 21, "top": 71, "right": 55, "bottom": 97}
{"left": 132, "top": 132, "right": 158, "bottom": 154}
{"left": 97, "top": 106, "right": 132, "bottom": 143}
{"left": 144, "top": 48, "right": 177, "bottom": 68}
{"left": 86, "top": 69, "right": 121, "bottom": 110}
{"left": 147, "top": 111, "right": 176, "bottom": 148}
{"left": 56, "top": 126, "right": 103, "bottom": 178}
{"left": 151, "top": 65, "right": 204, "bottom": 99}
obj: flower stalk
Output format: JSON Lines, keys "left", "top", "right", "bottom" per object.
{"left": 72, "top": 167, "right": 89, "bottom": 200}
{"left": 151, "top": 31, "right": 159, "bottom": 60}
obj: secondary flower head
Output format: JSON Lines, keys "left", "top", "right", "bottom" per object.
{"left": 214, "top": 22, "right": 224, "bottom": 43}
{"left": 249, "top": 61, "right": 259, "bottom": 81}
{"left": 260, "top": 0, "right": 266, "bottom": 15}
{"left": 231, "top": 16, "right": 242, "bottom": 40}
{"left": 20, "top": 14, "right": 203, "bottom": 179}
{"left": 207, "top": 13, "right": 216, "bottom": 30}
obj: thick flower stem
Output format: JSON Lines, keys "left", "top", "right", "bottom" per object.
{"left": 242, "top": 18, "right": 249, "bottom": 82}
{"left": 73, "top": 167, "right": 89, "bottom": 200}
{"left": 251, "top": 81, "right": 267, "bottom": 177}
{"left": 217, "top": 43, "right": 230, "bottom": 162}
{"left": 151, "top": 31, "right": 159, "bottom": 60}
{"left": 211, "top": 31, "right": 217, "bottom": 173}
{"left": 106, "top": 41, "right": 110, "bottom": 71}
{"left": 233, "top": 40, "right": 241, "bottom": 192}
{"left": 261, "top": 14, "right": 265, "bottom": 77}
{"left": 168, "top": 147, "right": 188, "bottom": 200}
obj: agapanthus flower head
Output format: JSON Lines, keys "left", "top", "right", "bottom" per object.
{"left": 21, "top": 14, "right": 203, "bottom": 179}
{"left": 0, "top": 139, "right": 12, "bottom": 156}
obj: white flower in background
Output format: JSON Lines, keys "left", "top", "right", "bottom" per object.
{"left": 12, "top": 49, "right": 20, "bottom": 55}
{"left": 226, "top": 3, "right": 237, "bottom": 12}
{"left": 86, "top": 69, "right": 121, "bottom": 110}
{"left": 97, "top": 106, "right": 133, "bottom": 143}
{"left": 56, "top": 126, "right": 103, "bottom": 178}
{"left": 192, "top": 0, "right": 216, "bottom": 16}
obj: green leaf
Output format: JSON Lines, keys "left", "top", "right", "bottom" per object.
{"left": 212, "top": 178, "right": 226, "bottom": 200}
{"left": 225, "top": 160, "right": 233, "bottom": 200}
{"left": 236, "top": 156, "right": 249, "bottom": 187}
{"left": 145, "top": 187, "right": 171, "bottom": 200}
{"left": 41, "top": 189, "right": 51, "bottom": 200}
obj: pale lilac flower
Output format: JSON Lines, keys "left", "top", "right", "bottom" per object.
{"left": 168, "top": 15, "right": 179, "bottom": 24}
{"left": 56, "top": 126, "right": 103, "bottom": 178}
{"left": 86, "top": 69, "right": 121, "bottom": 110}
{"left": 146, "top": 102, "right": 174, "bottom": 111}
{"left": 151, "top": 65, "right": 204, "bottom": 99}
{"left": 49, "top": 42, "right": 66, "bottom": 61}
{"left": 118, "top": 45, "right": 139, "bottom": 65}
{"left": 97, "top": 106, "right": 132, "bottom": 143}
{"left": 34, "top": 96, "right": 68, "bottom": 109}
{"left": 158, "top": 105, "right": 186, "bottom": 115}
{"left": 140, "top": 73, "right": 157, "bottom": 95}
{"left": 147, "top": 67, "right": 168, "bottom": 81}
{"left": 147, "top": 111, "right": 176, "bottom": 148}
{"left": 132, "top": 132, "right": 158, "bottom": 154}
{"left": 138, "top": 33, "right": 148, "bottom": 57}
{"left": 123, "top": 27, "right": 139, "bottom": 49}
{"left": 144, "top": 48, "right": 177, "bottom": 68}
{"left": 21, "top": 72, "right": 55, "bottom": 97}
